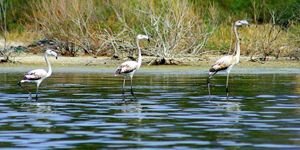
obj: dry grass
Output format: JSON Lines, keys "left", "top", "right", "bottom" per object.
{"left": 5, "top": 30, "right": 42, "bottom": 45}
{"left": 206, "top": 23, "right": 297, "bottom": 60}
{"left": 28, "top": 0, "right": 217, "bottom": 58}
{"left": 0, "top": 0, "right": 298, "bottom": 62}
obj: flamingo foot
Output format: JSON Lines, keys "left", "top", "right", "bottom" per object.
{"left": 35, "top": 93, "right": 39, "bottom": 101}
{"left": 226, "top": 88, "right": 229, "bottom": 101}
{"left": 130, "top": 88, "right": 135, "bottom": 95}
{"left": 28, "top": 92, "right": 32, "bottom": 100}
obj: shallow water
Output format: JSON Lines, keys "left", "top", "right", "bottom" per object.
{"left": 0, "top": 72, "right": 300, "bottom": 149}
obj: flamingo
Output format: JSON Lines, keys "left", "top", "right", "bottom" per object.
{"left": 18, "top": 49, "right": 58, "bottom": 100}
{"left": 208, "top": 20, "right": 249, "bottom": 98}
{"left": 115, "top": 34, "right": 150, "bottom": 95}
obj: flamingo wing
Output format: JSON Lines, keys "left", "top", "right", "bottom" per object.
{"left": 24, "top": 69, "right": 47, "bottom": 80}
{"left": 209, "top": 55, "right": 234, "bottom": 75}
{"left": 115, "top": 61, "right": 138, "bottom": 75}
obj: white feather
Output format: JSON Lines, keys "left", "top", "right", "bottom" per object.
{"left": 24, "top": 69, "right": 47, "bottom": 80}
{"left": 116, "top": 61, "right": 139, "bottom": 75}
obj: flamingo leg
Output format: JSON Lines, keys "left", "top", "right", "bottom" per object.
{"left": 121, "top": 90, "right": 125, "bottom": 101}
{"left": 207, "top": 77, "right": 211, "bottom": 101}
{"left": 36, "top": 81, "right": 42, "bottom": 100}
{"left": 130, "top": 76, "right": 137, "bottom": 99}
{"left": 226, "top": 73, "right": 230, "bottom": 91}
{"left": 18, "top": 81, "right": 32, "bottom": 99}
{"left": 130, "top": 76, "right": 134, "bottom": 95}
{"left": 226, "top": 73, "right": 230, "bottom": 100}
{"left": 18, "top": 82, "right": 29, "bottom": 93}
{"left": 36, "top": 84, "right": 39, "bottom": 100}
{"left": 122, "top": 77, "right": 126, "bottom": 94}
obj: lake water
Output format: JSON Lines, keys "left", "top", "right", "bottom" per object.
{"left": 0, "top": 71, "right": 300, "bottom": 149}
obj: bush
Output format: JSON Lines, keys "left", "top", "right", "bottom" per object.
{"left": 30, "top": 0, "right": 217, "bottom": 58}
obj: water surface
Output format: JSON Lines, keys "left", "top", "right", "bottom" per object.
{"left": 0, "top": 72, "right": 300, "bottom": 149}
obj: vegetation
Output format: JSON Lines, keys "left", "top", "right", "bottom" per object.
{"left": 0, "top": 0, "right": 299, "bottom": 62}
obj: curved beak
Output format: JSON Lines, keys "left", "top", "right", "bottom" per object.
{"left": 56, "top": 56, "right": 58, "bottom": 59}
{"left": 147, "top": 35, "right": 152, "bottom": 43}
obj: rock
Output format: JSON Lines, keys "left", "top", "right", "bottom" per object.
{"left": 148, "top": 57, "right": 181, "bottom": 65}
{"left": 112, "top": 55, "right": 120, "bottom": 60}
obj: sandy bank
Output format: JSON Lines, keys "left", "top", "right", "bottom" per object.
{"left": 0, "top": 54, "right": 300, "bottom": 74}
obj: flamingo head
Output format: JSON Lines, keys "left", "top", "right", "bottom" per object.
{"left": 45, "top": 49, "right": 58, "bottom": 59}
{"left": 137, "top": 34, "right": 151, "bottom": 42}
{"left": 234, "top": 20, "right": 249, "bottom": 27}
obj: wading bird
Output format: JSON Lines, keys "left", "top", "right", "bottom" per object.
{"left": 208, "top": 20, "right": 249, "bottom": 98}
{"left": 115, "top": 34, "right": 150, "bottom": 95}
{"left": 18, "top": 49, "right": 58, "bottom": 100}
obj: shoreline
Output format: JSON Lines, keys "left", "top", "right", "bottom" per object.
{"left": 1, "top": 55, "right": 300, "bottom": 74}
{"left": 1, "top": 66, "right": 300, "bottom": 75}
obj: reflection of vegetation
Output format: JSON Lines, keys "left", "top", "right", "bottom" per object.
{"left": 1, "top": 0, "right": 300, "bottom": 61}
{"left": 293, "top": 75, "right": 300, "bottom": 94}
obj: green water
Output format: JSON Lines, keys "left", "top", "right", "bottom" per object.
{"left": 0, "top": 72, "right": 300, "bottom": 149}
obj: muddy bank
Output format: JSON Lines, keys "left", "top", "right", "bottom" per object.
{"left": 0, "top": 55, "right": 300, "bottom": 74}
{"left": 2, "top": 54, "right": 300, "bottom": 66}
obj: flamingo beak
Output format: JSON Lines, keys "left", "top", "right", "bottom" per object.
{"left": 56, "top": 56, "right": 58, "bottom": 59}
{"left": 147, "top": 35, "right": 152, "bottom": 43}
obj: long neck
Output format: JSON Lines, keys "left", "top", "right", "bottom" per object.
{"left": 136, "top": 38, "right": 142, "bottom": 68}
{"left": 233, "top": 25, "right": 240, "bottom": 62}
{"left": 44, "top": 53, "right": 52, "bottom": 77}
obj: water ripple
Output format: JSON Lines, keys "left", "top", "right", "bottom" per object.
{"left": 0, "top": 73, "right": 300, "bottom": 149}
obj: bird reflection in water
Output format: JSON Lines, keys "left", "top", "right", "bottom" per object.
{"left": 20, "top": 102, "right": 53, "bottom": 114}
{"left": 113, "top": 93, "right": 143, "bottom": 123}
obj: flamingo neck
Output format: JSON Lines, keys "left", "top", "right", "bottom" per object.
{"left": 136, "top": 38, "right": 142, "bottom": 69}
{"left": 44, "top": 53, "right": 52, "bottom": 77}
{"left": 233, "top": 26, "right": 240, "bottom": 63}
